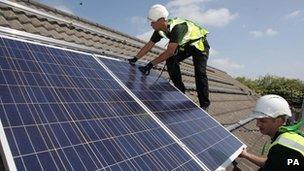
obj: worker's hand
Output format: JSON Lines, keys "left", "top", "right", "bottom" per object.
{"left": 128, "top": 57, "right": 138, "bottom": 65}
{"left": 138, "top": 62, "right": 153, "bottom": 75}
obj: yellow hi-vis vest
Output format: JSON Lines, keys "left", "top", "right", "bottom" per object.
{"left": 269, "top": 132, "right": 304, "bottom": 156}
{"left": 158, "top": 18, "right": 209, "bottom": 52}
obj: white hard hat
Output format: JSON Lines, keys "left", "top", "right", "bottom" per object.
{"left": 250, "top": 94, "right": 292, "bottom": 118}
{"left": 148, "top": 4, "right": 169, "bottom": 22}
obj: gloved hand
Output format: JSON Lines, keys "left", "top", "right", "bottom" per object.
{"left": 128, "top": 57, "right": 138, "bottom": 65}
{"left": 138, "top": 62, "right": 153, "bottom": 75}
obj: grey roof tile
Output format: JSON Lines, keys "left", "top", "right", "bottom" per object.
{"left": 16, "top": 13, "right": 31, "bottom": 24}
{"left": 54, "top": 24, "right": 66, "bottom": 33}
{"left": 35, "top": 26, "right": 51, "bottom": 37}
{"left": 63, "top": 27, "right": 76, "bottom": 36}
{"left": 0, "top": 15, "right": 9, "bottom": 27}
{"left": 91, "top": 35, "right": 101, "bottom": 42}
{"left": 83, "top": 38, "right": 95, "bottom": 47}
{"left": 2, "top": 9, "right": 18, "bottom": 20}
{"left": 30, "top": 17, "right": 43, "bottom": 27}
{"left": 78, "top": 31, "right": 91, "bottom": 39}
{"left": 23, "top": 22, "right": 39, "bottom": 34}
{"left": 48, "top": 29, "right": 64, "bottom": 40}
{"left": 8, "top": 19, "right": 23, "bottom": 30}
{"left": 42, "top": 21, "right": 56, "bottom": 31}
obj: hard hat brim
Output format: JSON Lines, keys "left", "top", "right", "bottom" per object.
{"left": 249, "top": 111, "right": 272, "bottom": 119}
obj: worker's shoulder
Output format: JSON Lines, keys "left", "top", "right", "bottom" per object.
{"left": 170, "top": 22, "right": 188, "bottom": 35}
{"left": 171, "top": 22, "right": 187, "bottom": 30}
{"left": 269, "top": 143, "right": 303, "bottom": 158}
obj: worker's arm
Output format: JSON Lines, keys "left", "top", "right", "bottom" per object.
{"left": 135, "top": 41, "right": 155, "bottom": 59}
{"left": 138, "top": 42, "right": 178, "bottom": 75}
{"left": 128, "top": 41, "right": 155, "bottom": 65}
{"left": 239, "top": 148, "right": 267, "bottom": 167}
{"left": 151, "top": 42, "right": 178, "bottom": 65}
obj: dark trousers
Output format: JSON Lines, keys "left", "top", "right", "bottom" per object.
{"left": 166, "top": 41, "right": 210, "bottom": 109}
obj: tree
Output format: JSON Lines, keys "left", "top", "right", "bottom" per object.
{"left": 236, "top": 75, "right": 304, "bottom": 109}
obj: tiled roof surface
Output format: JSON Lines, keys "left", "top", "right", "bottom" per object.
{"left": 0, "top": 0, "right": 265, "bottom": 170}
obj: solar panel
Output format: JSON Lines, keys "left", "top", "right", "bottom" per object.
{"left": 99, "top": 57, "right": 245, "bottom": 170}
{"left": 0, "top": 36, "right": 204, "bottom": 170}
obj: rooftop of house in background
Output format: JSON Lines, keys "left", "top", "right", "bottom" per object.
{"left": 0, "top": 0, "right": 272, "bottom": 170}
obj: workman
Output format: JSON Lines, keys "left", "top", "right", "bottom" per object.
{"left": 239, "top": 94, "right": 304, "bottom": 171}
{"left": 128, "top": 4, "right": 211, "bottom": 110}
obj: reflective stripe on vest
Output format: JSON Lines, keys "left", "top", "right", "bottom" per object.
{"left": 270, "top": 132, "right": 304, "bottom": 156}
{"left": 158, "top": 18, "right": 209, "bottom": 51}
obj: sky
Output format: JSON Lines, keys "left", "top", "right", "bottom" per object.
{"left": 38, "top": 0, "right": 304, "bottom": 80}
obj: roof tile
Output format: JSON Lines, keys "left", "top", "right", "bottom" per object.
{"left": 23, "top": 23, "right": 39, "bottom": 34}
{"left": 0, "top": 15, "right": 9, "bottom": 27}
{"left": 17, "top": 14, "right": 31, "bottom": 24}
{"left": 2, "top": 9, "right": 17, "bottom": 20}
{"left": 30, "top": 17, "right": 43, "bottom": 27}
{"left": 8, "top": 19, "right": 23, "bottom": 30}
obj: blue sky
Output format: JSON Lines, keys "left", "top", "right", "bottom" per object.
{"left": 38, "top": 0, "right": 304, "bottom": 80}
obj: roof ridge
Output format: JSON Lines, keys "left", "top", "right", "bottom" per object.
{"left": 20, "top": 0, "right": 162, "bottom": 49}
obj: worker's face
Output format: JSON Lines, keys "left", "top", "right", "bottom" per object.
{"left": 256, "top": 117, "right": 283, "bottom": 137}
{"left": 150, "top": 18, "right": 164, "bottom": 31}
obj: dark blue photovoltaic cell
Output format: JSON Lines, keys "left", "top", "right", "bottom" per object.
{"left": 100, "top": 57, "right": 244, "bottom": 170}
{"left": 0, "top": 37, "right": 201, "bottom": 170}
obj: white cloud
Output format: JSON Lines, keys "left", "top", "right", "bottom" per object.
{"left": 249, "top": 28, "right": 278, "bottom": 37}
{"left": 209, "top": 58, "right": 244, "bottom": 71}
{"left": 265, "top": 28, "right": 278, "bottom": 36}
{"left": 166, "top": 1, "right": 238, "bottom": 27}
{"left": 285, "top": 10, "right": 301, "bottom": 19}
{"left": 55, "top": 5, "right": 74, "bottom": 15}
{"left": 249, "top": 31, "right": 263, "bottom": 37}
{"left": 198, "top": 8, "right": 238, "bottom": 27}
{"left": 167, "top": 0, "right": 210, "bottom": 7}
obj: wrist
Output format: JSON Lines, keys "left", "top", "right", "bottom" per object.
{"left": 147, "top": 62, "right": 153, "bottom": 68}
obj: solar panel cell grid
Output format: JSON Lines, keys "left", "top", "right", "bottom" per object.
{"left": 0, "top": 37, "right": 201, "bottom": 170}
